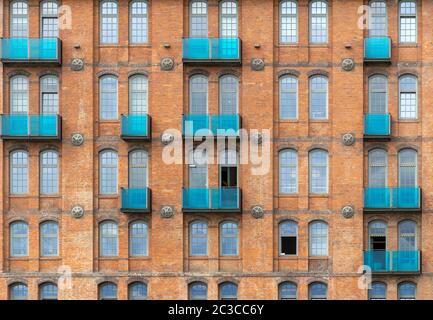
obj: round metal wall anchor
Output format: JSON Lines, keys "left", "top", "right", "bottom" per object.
{"left": 160, "top": 206, "right": 174, "bottom": 218}
{"left": 341, "top": 205, "right": 355, "bottom": 219}
{"left": 71, "top": 133, "right": 84, "bottom": 146}
{"left": 342, "top": 133, "right": 355, "bottom": 146}
{"left": 251, "top": 206, "right": 265, "bottom": 219}
{"left": 71, "top": 205, "right": 85, "bottom": 219}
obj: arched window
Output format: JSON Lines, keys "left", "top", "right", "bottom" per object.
{"left": 190, "top": 221, "right": 208, "bottom": 256}
{"left": 129, "top": 220, "right": 148, "bottom": 257}
{"left": 280, "top": 76, "right": 298, "bottom": 119}
{"left": 280, "top": 1, "right": 298, "bottom": 44}
{"left": 310, "top": 1, "right": 328, "bottom": 43}
{"left": 369, "top": 281, "right": 386, "bottom": 300}
{"left": 369, "top": 1, "right": 387, "bottom": 37}
{"left": 220, "top": 1, "right": 237, "bottom": 37}
{"left": 219, "top": 149, "right": 237, "bottom": 188}
{"left": 398, "top": 281, "right": 416, "bottom": 300}
{"left": 309, "top": 75, "right": 328, "bottom": 119}
{"left": 190, "top": 75, "right": 208, "bottom": 114}
{"left": 100, "top": 1, "right": 118, "bottom": 44}
{"left": 40, "top": 75, "right": 59, "bottom": 115}
{"left": 189, "top": 149, "right": 208, "bottom": 188}
{"left": 189, "top": 282, "right": 207, "bottom": 300}
{"left": 220, "top": 221, "right": 238, "bottom": 256}
{"left": 10, "top": 221, "right": 28, "bottom": 257}
{"left": 279, "top": 220, "right": 297, "bottom": 255}
{"left": 10, "top": 150, "right": 29, "bottom": 194}
{"left": 41, "top": 1, "right": 59, "bottom": 37}
{"left": 399, "top": 0, "right": 417, "bottom": 43}
{"left": 100, "top": 75, "right": 118, "bottom": 120}
{"left": 398, "top": 220, "right": 416, "bottom": 251}
{"left": 130, "top": 1, "right": 148, "bottom": 44}
{"left": 129, "top": 75, "right": 148, "bottom": 114}
{"left": 129, "top": 150, "right": 148, "bottom": 189}
{"left": 99, "top": 282, "right": 117, "bottom": 300}
{"left": 368, "top": 75, "right": 387, "bottom": 114}
{"left": 39, "top": 283, "right": 58, "bottom": 300}
{"left": 219, "top": 75, "right": 238, "bottom": 115}
{"left": 129, "top": 282, "right": 147, "bottom": 300}
{"left": 190, "top": 1, "right": 208, "bottom": 37}
{"left": 10, "top": 1, "right": 28, "bottom": 37}
{"left": 309, "top": 221, "right": 328, "bottom": 256}
{"left": 99, "top": 221, "right": 118, "bottom": 257}
{"left": 279, "top": 149, "right": 298, "bottom": 194}
{"left": 40, "top": 221, "right": 58, "bottom": 256}
{"left": 10, "top": 75, "right": 29, "bottom": 114}
{"left": 40, "top": 150, "right": 59, "bottom": 194}
{"left": 219, "top": 282, "right": 237, "bottom": 300}
{"left": 368, "top": 220, "right": 387, "bottom": 250}
{"left": 9, "top": 283, "right": 28, "bottom": 300}
{"left": 368, "top": 149, "right": 387, "bottom": 187}
{"left": 279, "top": 282, "right": 297, "bottom": 300}
{"left": 398, "top": 149, "right": 417, "bottom": 187}
{"left": 399, "top": 75, "right": 417, "bottom": 119}
{"left": 309, "top": 282, "right": 327, "bottom": 300}
{"left": 99, "top": 150, "right": 118, "bottom": 194}
{"left": 309, "top": 149, "right": 328, "bottom": 194}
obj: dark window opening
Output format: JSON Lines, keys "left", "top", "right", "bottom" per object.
{"left": 221, "top": 167, "right": 237, "bottom": 187}
{"left": 281, "top": 236, "right": 297, "bottom": 255}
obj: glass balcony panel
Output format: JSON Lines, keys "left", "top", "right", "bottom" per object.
{"left": 364, "top": 37, "right": 391, "bottom": 61}
{"left": 392, "top": 250, "right": 419, "bottom": 272}
{"left": 364, "top": 250, "right": 390, "bottom": 272}
{"left": 1, "top": 38, "right": 60, "bottom": 62}
{"left": 364, "top": 114, "right": 391, "bottom": 136}
{"left": 121, "top": 114, "right": 149, "bottom": 138}
{"left": 121, "top": 188, "right": 149, "bottom": 211}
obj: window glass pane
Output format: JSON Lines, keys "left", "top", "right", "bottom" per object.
{"left": 399, "top": 1, "right": 416, "bottom": 43}
{"left": 398, "top": 282, "right": 416, "bottom": 300}
{"left": 309, "top": 150, "right": 328, "bottom": 193}
{"left": 398, "top": 149, "right": 417, "bottom": 187}
{"left": 11, "top": 151, "right": 28, "bottom": 194}
{"left": 279, "top": 150, "right": 297, "bottom": 193}
{"left": 40, "top": 221, "right": 58, "bottom": 256}
{"left": 190, "top": 1, "right": 208, "bottom": 37}
{"left": 190, "top": 221, "right": 208, "bottom": 256}
{"left": 369, "top": 76, "right": 387, "bottom": 114}
{"left": 11, "top": 76, "right": 28, "bottom": 114}
{"left": 100, "top": 151, "right": 118, "bottom": 194}
{"left": 10, "top": 283, "right": 28, "bottom": 300}
{"left": 220, "top": 222, "right": 238, "bottom": 256}
{"left": 189, "top": 150, "right": 208, "bottom": 188}
{"left": 310, "top": 76, "right": 328, "bottom": 119}
{"left": 369, "top": 282, "right": 386, "bottom": 300}
{"left": 190, "top": 282, "right": 207, "bottom": 300}
{"left": 99, "top": 283, "right": 117, "bottom": 300}
{"left": 280, "top": 282, "right": 297, "bottom": 300}
{"left": 368, "top": 149, "right": 387, "bottom": 187}
{"left": 399, "top": 76, "right": 417, "bottom": 119}
{"left": 398, "top": 220, "right": 416, "bottom": 251}
{"left": 220, "top": 283, "right": 237, "bottom": 300}
{"left": 100, "top": 222, "right": 118, "bottom": 256}
{"left": 129, "top": 221, "right": 148, "bottom": 256}
{"left": 220, "top": 76, "right": 238, "bottom": 115}
{"left": 220, "top": 1, "right": 237, "bottom": 37}
{"left": 280, "top": 76, "right": 297, "bottom": 119}
{"left": 309, "top": 282, "right": 327, "bottom": 300}
{"left": 41, "top": 151, "right": 59, "bottom": 194}
{"left": 369, "top": 1, "right": 387, "bottom": 37}
{"left": 10, "top": 221, "right": 28, "bottom": 257}
{"left": 129, "top": 282, "right": 147, "bottom": 300}
{"left": 310, "top": 1, "right": 328, "bottom": 43}
{"left": 41, "top": 76, "right": 59, "bottom": 115}
{"left": 129, "top": 151, "right": 148, "bottom": 188}
{"left": 11, "top": 1, "right": 28, "bottom": 37}
{"left": 190, "top": 76, "right": 208, "bottom": 114}
{"left": 130, "top": 1, "right": 148, "bottom": 43}
{"left": 280, "top": 1, "right": 297, "bottom": 43}
{"left": 309, "top": 222, "right": 328, "bottom": 256}
{"left": 129, "top": 75, "right": 148, "bottom": 114}
{"left": 41, "top": 1, "right": 59, "bottom": 37}
{"left": 101, "top": 1, "right": 118, "bottom": 43}
{"left": 40, "top": 283, "right": 58, "bottom": 300}
{"left": 100, "top": 76, "right": 118, "bottom": 120}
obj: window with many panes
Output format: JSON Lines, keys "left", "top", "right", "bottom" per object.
{"left": 9, "top": 283, "right": 28, "bottom": 300}
{"left": 280, "top": 76, "right": 298, "bottom": 119}
{"left": 309, "top": 221, "right": 328, "bottom": 256}
{"left": 189, "top": 149, "right": 208, "bottom": 188}
{"left": 99, "top": 282, "right": 117, "bottom": 300}
{"left": 399, "top": 1, "right": 417, "bottom": 43}
{"left": 369, "top": 282, "right": 386, "bottom": 300}
{"left": 309, "top": 76, "right": 328, "bottom": 119}
{"left": 10, "top": 75, "right": 29, "bottom": 114}
{"left": 41, "top": 75, "right": 59, "bottom": 115}
{"left": 129, "top": 282, "right": 147, "bottom": 300}
{"left": 279, "top": 282, "right": 297, "bottom": 300}
{"left": 369, "top": 1, "right": 387, "bottom": 37}
{"left": 129, "top": 220, "right": 148, "bottom": 257}
{"left": 40, "top": 221, "right": 58, "bottom": 256}
{"left": 280, "top": 1, "right": 297, "bottom": 44}
{"left": 99, "top": 150, "right": 118, "bottom": 194}
{"left": 10, "top": 150, "right": 28, "bottom": 194}
{"left": 309, "top": 282, "right": 327, "bottom": 300}
{"left": 190, "top": 221, "right": 208, "bottom": 256}
{"left": 100, "top": 75, "right": 118, "bottom": 120}
{"left": 190, "top": 75, "right": 208, "bottom": 114}
{"left": 220, "top": 1, "right": 237, "bottom": 37}
{"left": 40, "top": 150, "right": 59, "bottom": 194}
{"left": 129, "top": 75, "right": 148, "bottom": 114}
{"left": 399, "top": 75, "right": 417, "bottom": 119}
{"left": 219, "top": 282, "right": 237, "bottom": 300}
{"left": 41, "top": 1, "right": 59, "bottom": 37}
{"left": 368, "top": 75, "right": 387, "bottom": 114}
{"left": 398, "top": 220, "right": 416, "bottom": 251}
{"left": 219, "top": 75, "right": 238, "bottom": 115}
{"left": 10, "top": 221, "right": 28, "bottom": 257}
{"left": 220, "top": 221, "right": 238, "bottom": 256}
{"left": 100, "top": 1, "right": 118, "bottom": 44}
{"left": 11, "top": 1, "right": 28, "bottom": 37}
{"left": 39, "top": 283, "right": 58, "bottom": 300}
{"left": 189, "top": 282, "right": 207, "bottom": 300}
{"left": 309, "top": 149, "right": 328, "bottom": 194}
{"left": 368, "top": 149, "right": 387, "bottom": 187}
{"left": 398, "top": 282, "right": 416, "bottom": 300}
{"left": 99, "top": 221, "right": 118, "bottom": 257}
{"left": 279, "top": 221, "right": 297, "bottom": 255}
{"left": 279, "top": 149, "right": 298, "bottom": 194}
{"left": 310, "top": 1, "right": 327, "bottom": 43}
{"left": 130, "top": 1, "right": 148, "bottom": 44}
{"left": 129, "top": 150, "right": 148, "bottom": 189}
{"left": 398, "top": 149, "right": 417, "bottom": 187}
{"left": 190, "top": 1, "right": 208, "bottom": 37}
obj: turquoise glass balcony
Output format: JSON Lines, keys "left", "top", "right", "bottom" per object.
{"left": 121, "top": 114, "right": 151, "bottom": 140}
{"left": 182, "top": 38, "right": 241, "bottom": 64}
{"left": 364, "top": 187, "right": 420, "bottom": 211}
{"left": 364, "top": 250, "right": 420, "bottom": 273}
{"left": 364, "top": 114, "right": 391, "bottom": 137}
{"left": 1, "top": 115, "right": 61, "bottom": 140}
{"left": 121, "top": 188, "right": 151, "bottom": 213}
{"left": 1, "top": 38, "right": 61, "bottom": 64}
{"left": 183, "top": 114, "right": 240, "bottom": 137}
{"left": 182, "top": 187, "right": 241, "bottom": 212}
{"left": 364, "top": 37, "right": 391, "bottom": 61}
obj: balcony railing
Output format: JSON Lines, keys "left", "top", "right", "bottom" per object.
{"left": 182, "top": 38, "right": 241, "bottom": 64}
{"left": 121, "top": 114, "right": 151, "bottom": 140}
{"left": 183, "top": 114, "right": 240, "bottom": 137}
{"left": 121, "top": 188, "right": 151, "bottom": 213}
{"left": 1, "top": 38, "right": 61, "bottom": 64}
{"left": 1, "top": 115, "right": 61, "bottom": 140}
{"left": 364, "top": 187, "right": 421, "bottom": 211}
{"left": 364, "top": 250, "right": 420, "bottom": 273}
{"left": 364, "top": 37, "right": 391, "bottom": 62}
{"left": 182, "top": 187, "right": 241, "bottom": 212}
{"left": 364, "top": 113, "right": 391, "bottom": 137}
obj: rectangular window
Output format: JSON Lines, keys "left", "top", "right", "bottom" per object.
{"left": 310, "top": 1, "right": 328, "bottom": 44}
{"left": 369, "top": 1, "right": 387, "bottom": 37}
{"left": 280, "top": 1, "right": 297, "bottom": 43}
{"left": 399, "top": 1, "right": 417, "bottom": 43}
{"left": 101, "top": 1, "right": 118, "bottom": 44}
{"left": 130, "top": 1, "right": 148, "bottom": 43}
{"left": 310, "top": 76, "right": 328, "bottom": 120}
{"left": 190, "top": 1, "right": 208, "bottom": 37}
